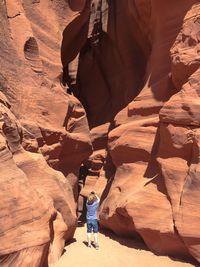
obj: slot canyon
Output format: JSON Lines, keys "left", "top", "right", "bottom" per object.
{"left": 0, "top": 0, "right": 200, "bottom": 266}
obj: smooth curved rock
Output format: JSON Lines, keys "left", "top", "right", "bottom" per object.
{"left": 98, "top": 0, "right": 200, "bottom": 262}
{"left": 0, "top": 133, "right": 52, "bottom": 267}
{"left": 1, "top": 0, "right": 200, "bottom": 265}
{"left": 0, "top": 102, "right": 78, "bottom": 265}
{"left": 0, "top": 0, "right": 89, "bottom": 265}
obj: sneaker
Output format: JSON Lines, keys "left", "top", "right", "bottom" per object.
{"left": 95, "top": 243, "right": 99, "bottom": 250}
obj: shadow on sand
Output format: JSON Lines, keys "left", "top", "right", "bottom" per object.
{"left": 99, "top": 228, "right": 148, "bottom": 251}
{"left": 65, "top": 238, "right": 77, "bottom": 247}
{"left": 100, "top": 228, "right": 199, "bottom": 267}
{"left": 63, "top": 225, "right": 199, "bottom": 267}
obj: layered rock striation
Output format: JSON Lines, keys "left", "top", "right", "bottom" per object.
{"left": 0, "top": 0, "right": 92, "bottom": 266}
{"left": 62, "top": 0, "right": 200, "bottom": 263}
{"left": 1, "top": 0, "right": 200, "bottom": 265}
{"left": 98, "top": 0, "right": 200, "bottom": 263}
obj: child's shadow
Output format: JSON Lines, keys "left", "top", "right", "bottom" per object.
{"left": 82, "top": 241, "right": 95, "bottom": 248}
{"left": 83, "top": 241, "right": 88, "bottom": 247}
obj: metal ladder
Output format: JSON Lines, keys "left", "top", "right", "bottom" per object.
{"left": 88, "top": 0, "right": 108, "bottom": 45}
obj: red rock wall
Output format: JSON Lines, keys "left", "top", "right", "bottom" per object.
{"left": 0, "top": 0, "right": 92, "bottom": 266}
{"left": 98, "top": 0, "right": 200, "bottom": 263}
{"left": 1, "top": 0, "right": 200, "bottom": 265}
{"left": 62, "top": 0, "right": 200, "bottom": 263}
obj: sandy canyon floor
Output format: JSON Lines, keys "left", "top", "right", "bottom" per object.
{"left": 52, "top": 226, "right": 198, "bottom": 267}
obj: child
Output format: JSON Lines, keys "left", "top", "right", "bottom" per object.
{"left": 86, "top": 191, "right": 100, "bottom": 249}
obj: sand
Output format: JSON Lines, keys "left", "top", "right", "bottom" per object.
{"left": 51, "top": 225, "right": 197, "bottom": 267}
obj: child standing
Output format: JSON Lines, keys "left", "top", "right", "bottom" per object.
{"left": 86, "top": 191, "right": 100, "bottom": 249}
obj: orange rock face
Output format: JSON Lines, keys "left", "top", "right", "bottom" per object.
{"left": 61, "top": 0, "right": 200, "bottom": 263}
{"left": 1, "top": 0, "right": 200, "bottom": 265}
{"left": 0, "top": 95, "right": 78, "bottom": 266}
{"left": 0, "top": 0, "right": 92, "bottom": 266}
{"left": 98, "top": 0, "right": 200, "bottom": 263}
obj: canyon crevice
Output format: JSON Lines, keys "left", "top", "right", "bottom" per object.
{"left": 1, "top": 0, "right": 200, "bottom": 266}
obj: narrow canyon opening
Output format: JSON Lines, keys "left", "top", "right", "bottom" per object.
{"left": 1, "top": 0, "right": 200, "bottom": 266}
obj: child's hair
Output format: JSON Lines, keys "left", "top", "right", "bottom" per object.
{"left": 87, "top": 193, "right": 97, "bottom": 205}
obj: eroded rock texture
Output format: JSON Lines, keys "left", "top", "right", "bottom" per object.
{"left": 62, "top": 0, "right": 200, "bottom": 264}
{"left": 0, "top": 98, "right": 77, "bottom": 266}
{"left": 1, "top": 0, "right": 200, "bottom": 265}
{"left": 99, "top": 0, "right": 200, "bottom": 262}
{"left": 0, "top": 0, "right": 92, "bottom": 266}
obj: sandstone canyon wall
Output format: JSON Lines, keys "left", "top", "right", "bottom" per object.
{"left": 62, "top": 0, "right": 200, "bottom": 264}
{"left": 0, "top": 0, "right": 92, "bottom": 266}
{"left": 1, "top": 0, "right": 200, "bottom": 266}
{"left": 102, "top": 1, "right": 200, "bottom": 263}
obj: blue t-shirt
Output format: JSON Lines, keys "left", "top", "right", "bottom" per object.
{"left": 86, "top": 201, "right": 99, "bottom": 220}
